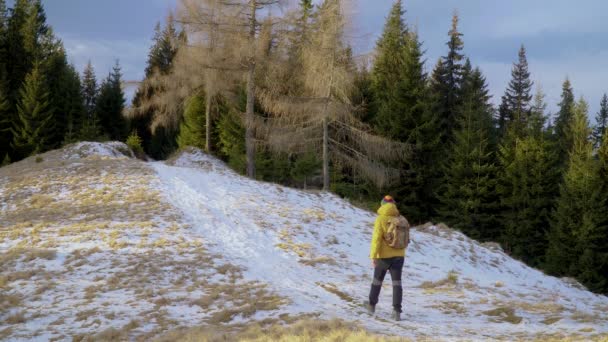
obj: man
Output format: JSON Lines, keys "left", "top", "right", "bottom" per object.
{"left": 364, "top": 195, "right": 409, "bottom": 321}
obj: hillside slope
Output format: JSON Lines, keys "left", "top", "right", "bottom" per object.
{"left": 1, "top": 143, "right": 607, "bottom": 341}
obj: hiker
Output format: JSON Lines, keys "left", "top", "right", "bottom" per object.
{"left": 364, "top": 195, "right": 410, "bottom": 321}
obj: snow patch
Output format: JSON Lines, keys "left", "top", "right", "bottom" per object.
{"left": 62, "top": 141, "right": 134, "bottom": 160}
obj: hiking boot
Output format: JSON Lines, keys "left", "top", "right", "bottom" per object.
{"left": 363, "top": 301, "right": 375, "bottom": 315}
{"left": 391, "top": 310, "right": 401, "bottom": 321}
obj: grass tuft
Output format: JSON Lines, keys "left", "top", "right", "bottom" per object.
{"left": 482, "top": 306, "right": 523, "bottom": 324}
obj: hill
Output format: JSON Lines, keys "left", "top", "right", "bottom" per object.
{"left": 1, "top": 143, "right": 607, "bottom": 341}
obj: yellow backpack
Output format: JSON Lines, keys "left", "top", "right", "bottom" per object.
{"left": 383, "top": 216, "right": 410, "bottom": 249}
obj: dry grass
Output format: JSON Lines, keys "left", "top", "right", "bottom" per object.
{"left": 482, "top": 307, "right": 523, "bottom": 324}
{"left": 299, "top": 256, "right": 337, "bottom": 266}
{"left": 156, "top": 318, "right": 410, "bottom": 342}
{"left": 571, "top": 311, "right": 599, "bottom": 323}
{"left": 0, "top": 293, "right": 22, "bottom": 313}
{"left": 514, "top": 301, "right": 565, "bottom": 315}
{"left": 316, "top": 282, "right": 356, "bottom": 304}
{"left": 420, "top": 271, "right": 459, "bottom": 289}
{"left": 429, "top": 301, "right": 467, "bottom": 315}
{"left": 4, "top": 311, "right": 26, "bottom": 324}
{"left": 540, "top": 316, "right": 562, "bottom": 325}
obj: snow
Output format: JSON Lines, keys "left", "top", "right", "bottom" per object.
{"left": 152, "top": 149, "right": 608, "bottom": 340}
{"left": 61, "top": 141, "right": 134, "bottom": 160}
{"left": 2, "top": 143, "right": 607, "bottom": 341}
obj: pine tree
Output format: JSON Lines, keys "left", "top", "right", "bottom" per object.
{"left": 546, "top": 98, "right": 596, "bottom": 276}
{"left": 11, "top": 62, "right": 54, "bottom": 158}
{"left": 431, "top": 12, "right": 465, "bottom": 147}
{"left": 80, "top": 61, "right": 101, "bottom": 140}
{"left": 593, "top": 93, "right": 608, "bottom": 149}
{"left": 177, "top": 93, "right": 207, "bottom": 150}
{"left": 438, "top": 65, "right": 498, "bottom": 240}
{"left": 502, "top": 45, "right": 533, "bottom": 139}
{"left": 97, "top": 61, "right": 127, "bottom": 141}
{"left": 554, "top": 78, "right": 575, "bottom": 167}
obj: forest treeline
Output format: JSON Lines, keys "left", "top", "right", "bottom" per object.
{"left": 1, "top": 0, "right": 607, "bottom": 294}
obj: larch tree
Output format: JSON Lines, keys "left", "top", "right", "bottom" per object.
{"left": 137, "top": 0, "right": 282, "bottom": 169}
{"left": 258, "top": 0, "right": 409, "bottom": 191}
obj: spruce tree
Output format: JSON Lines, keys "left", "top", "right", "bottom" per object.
{"left": 593, "top": 93, "right": 608, "bottom": 149}
{"left": 42, "top": 45, "right": 73, "bottom": 146}
{"left": 6, "top": 0, "right": 48, "bottom": 102}
{"left": 6, "top": 0, "right": 33, "bottom": 104}
{"left": 0, "top": 0, "right": 8, "bottom": 93}
{"left": 61, "top": 64, "right": 84, "bottom": 144}
{"left": 11, "top": 62, "right": 54, "bottom": 158}
{"left": 96, "top": 61, "right": 127, "bottom": 141}
{"left": 80, "top": 61, "right": 101, "bottom": 140}
{"left": 0, "top": 87, "right": 10, "bottom": 158}
{"left": 177, "top": 93, "right": 207, "bottom": 150}
{"left": 496, "top": 95, "right": 510, "bottom": 137}
{"left": 370, "top": 0, "right": 409, "bottom": 137}
{"left": 502, "top": 45, "right": 533, "bottom": 138}
{"left": 546, "top": 98, "right": 596, "bottom": 276}
{"left": 370, "top": 1, "right": 438, "bottom": 222}
{"left": 438, "top": 66, "right": 498, "bottom": 240}
{"left": 498, "top": 135, "right": 557, "bottom": 266}
{"left": 131, "top": 18, "right": 180, "bottom": 159}
{"left": 554, "top": 78, "right": 575, "bottom": 167}
{"left": 528, "top": 85, "right": 547, "bottom": 137}
{"left": 576, "top": 134, "right": 608, "bottom": 293}
{"left": 431, "top": 12, "right": 465, "bottom": 147}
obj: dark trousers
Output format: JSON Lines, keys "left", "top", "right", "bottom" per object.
{"left": 368, "top": 257, "right": 404, "bottom": 312}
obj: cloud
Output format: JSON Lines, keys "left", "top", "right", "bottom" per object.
{"left": 61, "top": 34, "right": 150, "bottom": 83}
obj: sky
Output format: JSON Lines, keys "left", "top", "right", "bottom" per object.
{"left": 39, "top": 0, "right": 608, "bottom": 119}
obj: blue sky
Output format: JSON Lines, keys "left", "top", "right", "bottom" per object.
{"left": 40, "top": 0, "right": 608, "bottom": 119}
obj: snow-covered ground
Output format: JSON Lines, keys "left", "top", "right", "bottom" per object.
{"left": 1, "top": 143, "right": 608, "bottom": 341}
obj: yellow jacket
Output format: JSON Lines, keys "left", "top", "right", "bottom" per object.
{"left": 369, "top": 203, "right": 406, "bottom": 259}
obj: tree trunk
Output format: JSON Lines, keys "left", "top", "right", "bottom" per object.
{"left": 245, "top": 0, "right": 256, "bottom": 179}
{"left": 205, "top": 93, "right": 212, "bottom": 152}
{"left": 323, "top": 115, "right": 329, "bottom": 191}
